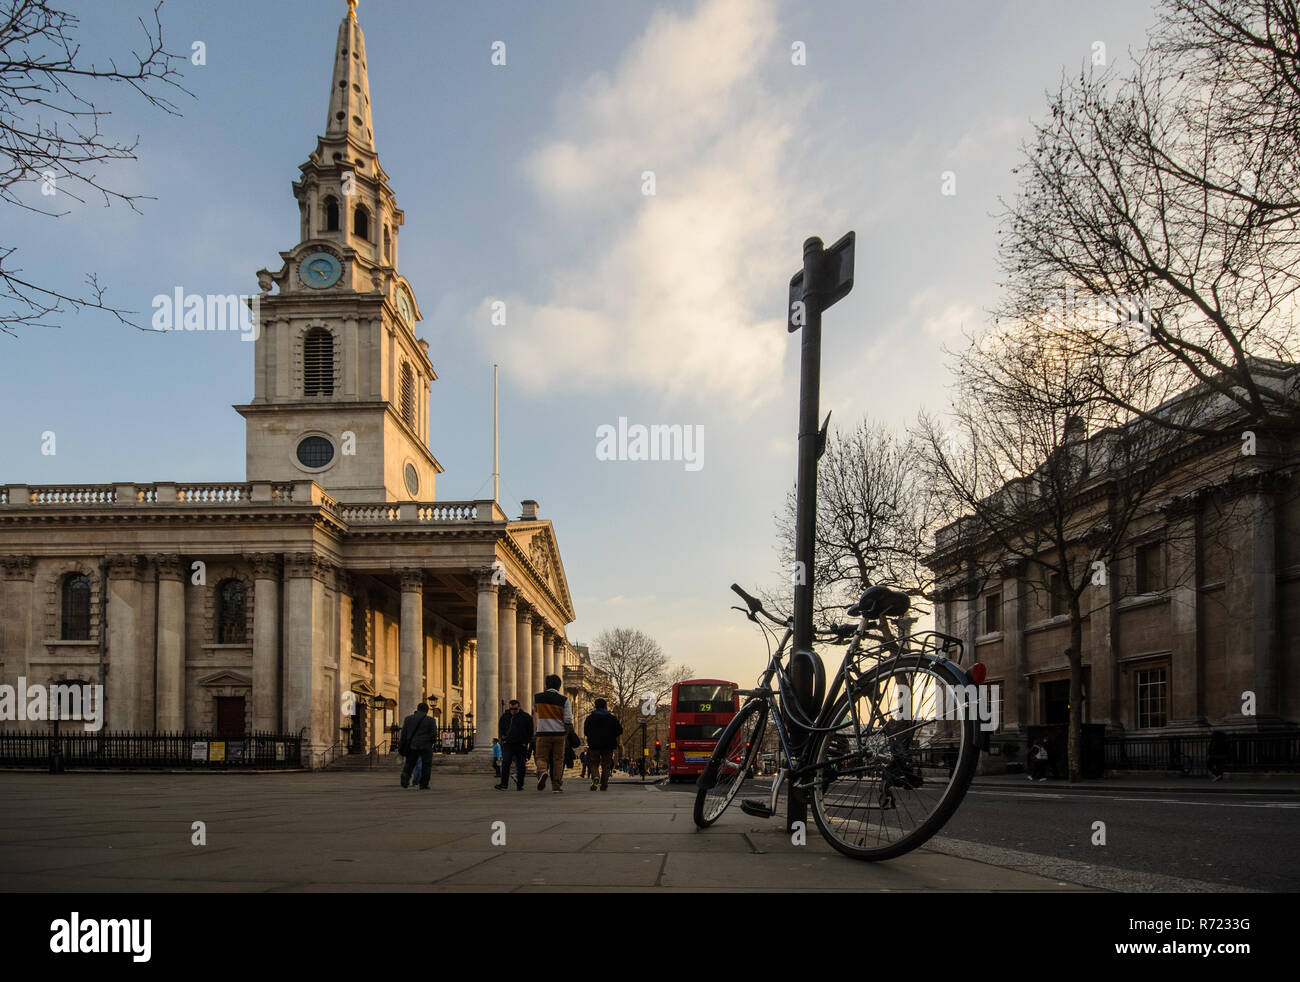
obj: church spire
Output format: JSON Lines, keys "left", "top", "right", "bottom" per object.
{"left": 326, "top": 1, "right": 375, "bottom": 152}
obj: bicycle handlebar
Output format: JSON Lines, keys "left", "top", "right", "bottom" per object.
{"left": 730, "top": 583, "right": 762, "bottom": 613}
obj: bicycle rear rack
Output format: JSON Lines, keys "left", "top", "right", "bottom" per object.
{"left": 852, "top": 630, "right": 964, "bottom": 668}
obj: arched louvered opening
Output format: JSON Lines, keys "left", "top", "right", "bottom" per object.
{"left": 353, "top": 204, "right": 370, "bottom": 240}
{"left": 216, "top": 579, "right": 246, "bottom": 644}
{"left": 61, "top": 573, "right": 91, "bottom": 641}
{"left": 304, "top": 328, "right": 334, "bottom": 396}
{"left": 383, "top": 225, "right": 391, "bottom": 262}
{"left": 324, "top": 196, "right": 339, "bottom": 232}
{"left": 400, "top": 362, "right": 416, "bottom": 428}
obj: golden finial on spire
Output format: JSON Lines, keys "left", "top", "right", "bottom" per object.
{"left": 347, "top": 0, "right": 358, "bottom": 19}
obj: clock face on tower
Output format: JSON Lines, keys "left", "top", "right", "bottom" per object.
{"left": 396, "top": 287, "right": 414, "bottom": 326}
{"left": 298, "top": 251, "right": 343, "bottom": 289}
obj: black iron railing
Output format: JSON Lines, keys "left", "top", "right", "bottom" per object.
{"left": 0, "top": 729, "right": 304, "bottom": 769}
{"left": 1104, "top": 730, "right": 1300, "bottom": 776}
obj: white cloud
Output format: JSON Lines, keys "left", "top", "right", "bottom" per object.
{"left": 490, "top": 0, "right": 818, "bottom": 411}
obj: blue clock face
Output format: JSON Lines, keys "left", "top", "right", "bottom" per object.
{"left": 396, "top": 289, "right": 414, "bottom": 325}
{"left": 299, "top": 252, "right": 342, "bottom": 289}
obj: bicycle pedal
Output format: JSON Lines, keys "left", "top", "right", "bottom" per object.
{"left": 739, "top": 798, "right": 774, "bottom": 819}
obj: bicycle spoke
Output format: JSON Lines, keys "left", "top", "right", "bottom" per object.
{"left": 810, "top": 660, "right": 975, "bottom": 858}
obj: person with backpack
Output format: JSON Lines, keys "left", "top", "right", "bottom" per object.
{"left": 584, "top": 699, "right": 623, "bottom": 791}
{"left": 398, "top": 702, "right": 436, "bottom": 790}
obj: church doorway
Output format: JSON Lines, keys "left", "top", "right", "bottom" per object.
{"left": 215, "top": 696, "right": 246, "bottom": 737}
{"left": 348, "top": 702, "right": 366, "bottom": 754}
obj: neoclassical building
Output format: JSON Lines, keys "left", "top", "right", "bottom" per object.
{"left": 0, "top": 2, "right": 577, "bottom": 766}
{"left": 926, "top": 367, "right": 1300, "bottom": 765}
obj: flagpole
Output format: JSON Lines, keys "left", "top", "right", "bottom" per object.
{"left": 492, "top": 363, "right": 499, "bottom": 504}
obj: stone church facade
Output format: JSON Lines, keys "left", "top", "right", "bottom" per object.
{"left": 0, "top": 4, "right": 577, "bottom": 766}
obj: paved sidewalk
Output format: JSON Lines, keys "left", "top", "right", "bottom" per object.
{"left": 0, "top": 771, "right": 1094, "bottom": 892}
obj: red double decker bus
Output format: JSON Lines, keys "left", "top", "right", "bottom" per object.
{"left": 667, "top": 678, "right": 739, "bottom": 783}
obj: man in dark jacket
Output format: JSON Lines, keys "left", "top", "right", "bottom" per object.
{"left": 496, "top": 699, "right": 534, "bottom": 790}
{"left": 583, "top": 698, "right": 624, "bottom": 791}
{"left": 399, "top": 702, "right": 437, "bottom": 789}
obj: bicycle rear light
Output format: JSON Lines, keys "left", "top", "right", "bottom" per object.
{"left": 970, "top": 662, "right": 987, "bottom": 684}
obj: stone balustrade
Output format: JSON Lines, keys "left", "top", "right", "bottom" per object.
{"left": 0, "top": 483, "right": 505, "bottom": 524}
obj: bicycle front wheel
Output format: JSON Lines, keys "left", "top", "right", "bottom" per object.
{"left": 693, "top": 699, "right": 767, "bottom": 828}
{"left": 808, "top": 656, "right": 979, "bottom": 861}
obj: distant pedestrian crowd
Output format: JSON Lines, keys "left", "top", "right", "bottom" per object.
{"left": 491, "top": 676, "right": 624, "bottom": 792}
{"left": 396, "top": 675, "right": 632, "bottom": 793}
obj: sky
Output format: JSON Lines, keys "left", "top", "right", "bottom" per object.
{"left": 1, "top": 0, "right": 1166, "bottom": 685}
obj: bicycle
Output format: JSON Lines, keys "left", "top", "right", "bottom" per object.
{"left": 693, "top": 582, "right": 985, "bottom": 861}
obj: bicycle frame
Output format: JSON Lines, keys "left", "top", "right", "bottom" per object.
{"left": 731, "top": 615, "right": 969, "bottom": 811}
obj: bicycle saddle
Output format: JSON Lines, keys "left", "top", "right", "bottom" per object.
{"left": 848, "top": 585, "right": 910, "bottom": 619}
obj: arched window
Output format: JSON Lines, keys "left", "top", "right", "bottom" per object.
{"left": 304, "top": 328, "right": 334, "bottom": 396}
{"left": 353, "top": 205, "right": 370, "bottom": 240}
{"left": 324, "top": 196, "right": 339, "bottom": 232}
{"left": 383, "top": 225, "right": 391, "bottom": 262}
{"left": 400, "top": 362, "right": 416, "bottom": 428}
{"left": 217, "top": 579, "right": 246, "bottom": 644}
{"left": 61, "top": 573, "right": 91, "bottom": 641}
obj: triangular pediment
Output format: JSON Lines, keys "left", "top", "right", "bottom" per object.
{"left": 507, "top": 521, "right": 574, "bottom": 624}
{"left": 197, "top": 670, "right": 252, "bottom": 688}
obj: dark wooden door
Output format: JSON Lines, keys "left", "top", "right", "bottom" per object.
{"left": 1042, "top": 681, "right": 1070, "bottom": 726}
{"left": 348, "top": 703, "right": 366, "bottom": 754}
{"left": 215, "top": 696, "right": 246, "bottom": 737}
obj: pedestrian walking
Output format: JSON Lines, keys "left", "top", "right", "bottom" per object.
{"left": 398, "top": 702, "right": 436, "bottom": 790}
{"left": 579, "top": 749, "right": 589, "bottom": 779}
{"left": 584, "top": 698, "right": 623, "bottom": 791}
{"left": 1208, "top": 730, "right": 1230, "bottom": 782}
{"left": 492, "top": 738, "right": 502, "bottom": 778}
{"left": 533, "top": 674, "right": 574, "bottom": 793}
{"left": 1028, "top": 738, "right": 1049, "bottom": 781}
{"left": 496, "top": 699, "right": 534, "bottom": 790}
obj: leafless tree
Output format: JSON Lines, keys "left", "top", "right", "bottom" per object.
{"left": 997, "top": 0, "right": 1300, "bottom": 432}
{"left": 590, "top": 627, "right": 693, "bottom": 742}
{"left": 767, "top": 421, "right": 942, "bottom": 628}
{"left": 920, "top": 320, "right": 1194, "bottom": 781}
{"left": 1, "top": 0, "right": 190, "bottom": 335}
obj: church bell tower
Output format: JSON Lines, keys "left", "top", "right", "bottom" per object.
{"left": 236, "top": 0, "right": 442, "bottom": 503}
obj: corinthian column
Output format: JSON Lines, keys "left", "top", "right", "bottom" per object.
{"left": 250, "top": 553, "right": 281, "bottom": 732}
{"left": 399, "top": 569, "right": 424, "bottom": 717}
{"left": 474, "top": 570, "right": 499, "bottom": 753}
{"left": 516, "top": 601, "right": 535, "bottom": 707}
{"left": 106, "top": 555, "right": 145, "bottom": 730}
{"left": 497, "top": 586, "right": 517, "bottom": 706}
{"left": 153, "top": 555, "right": 186, "bottom": 731}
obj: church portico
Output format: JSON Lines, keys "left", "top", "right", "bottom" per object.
{"left": 0, "top": 485, "right": 575, "bottom": 765}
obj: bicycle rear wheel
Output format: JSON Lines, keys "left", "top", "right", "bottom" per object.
{"left": 693, "top": 699, "right": 767, "bottom": 828}
{"left": 807, "top": 656, "right": 979, "bottom": 861}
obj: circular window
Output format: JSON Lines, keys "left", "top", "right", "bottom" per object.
{"left": 297, "top": 436, "right": 335, "bottom": 468}
{"left": 404, "top": 463, "right": 419, "bottom": 497}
